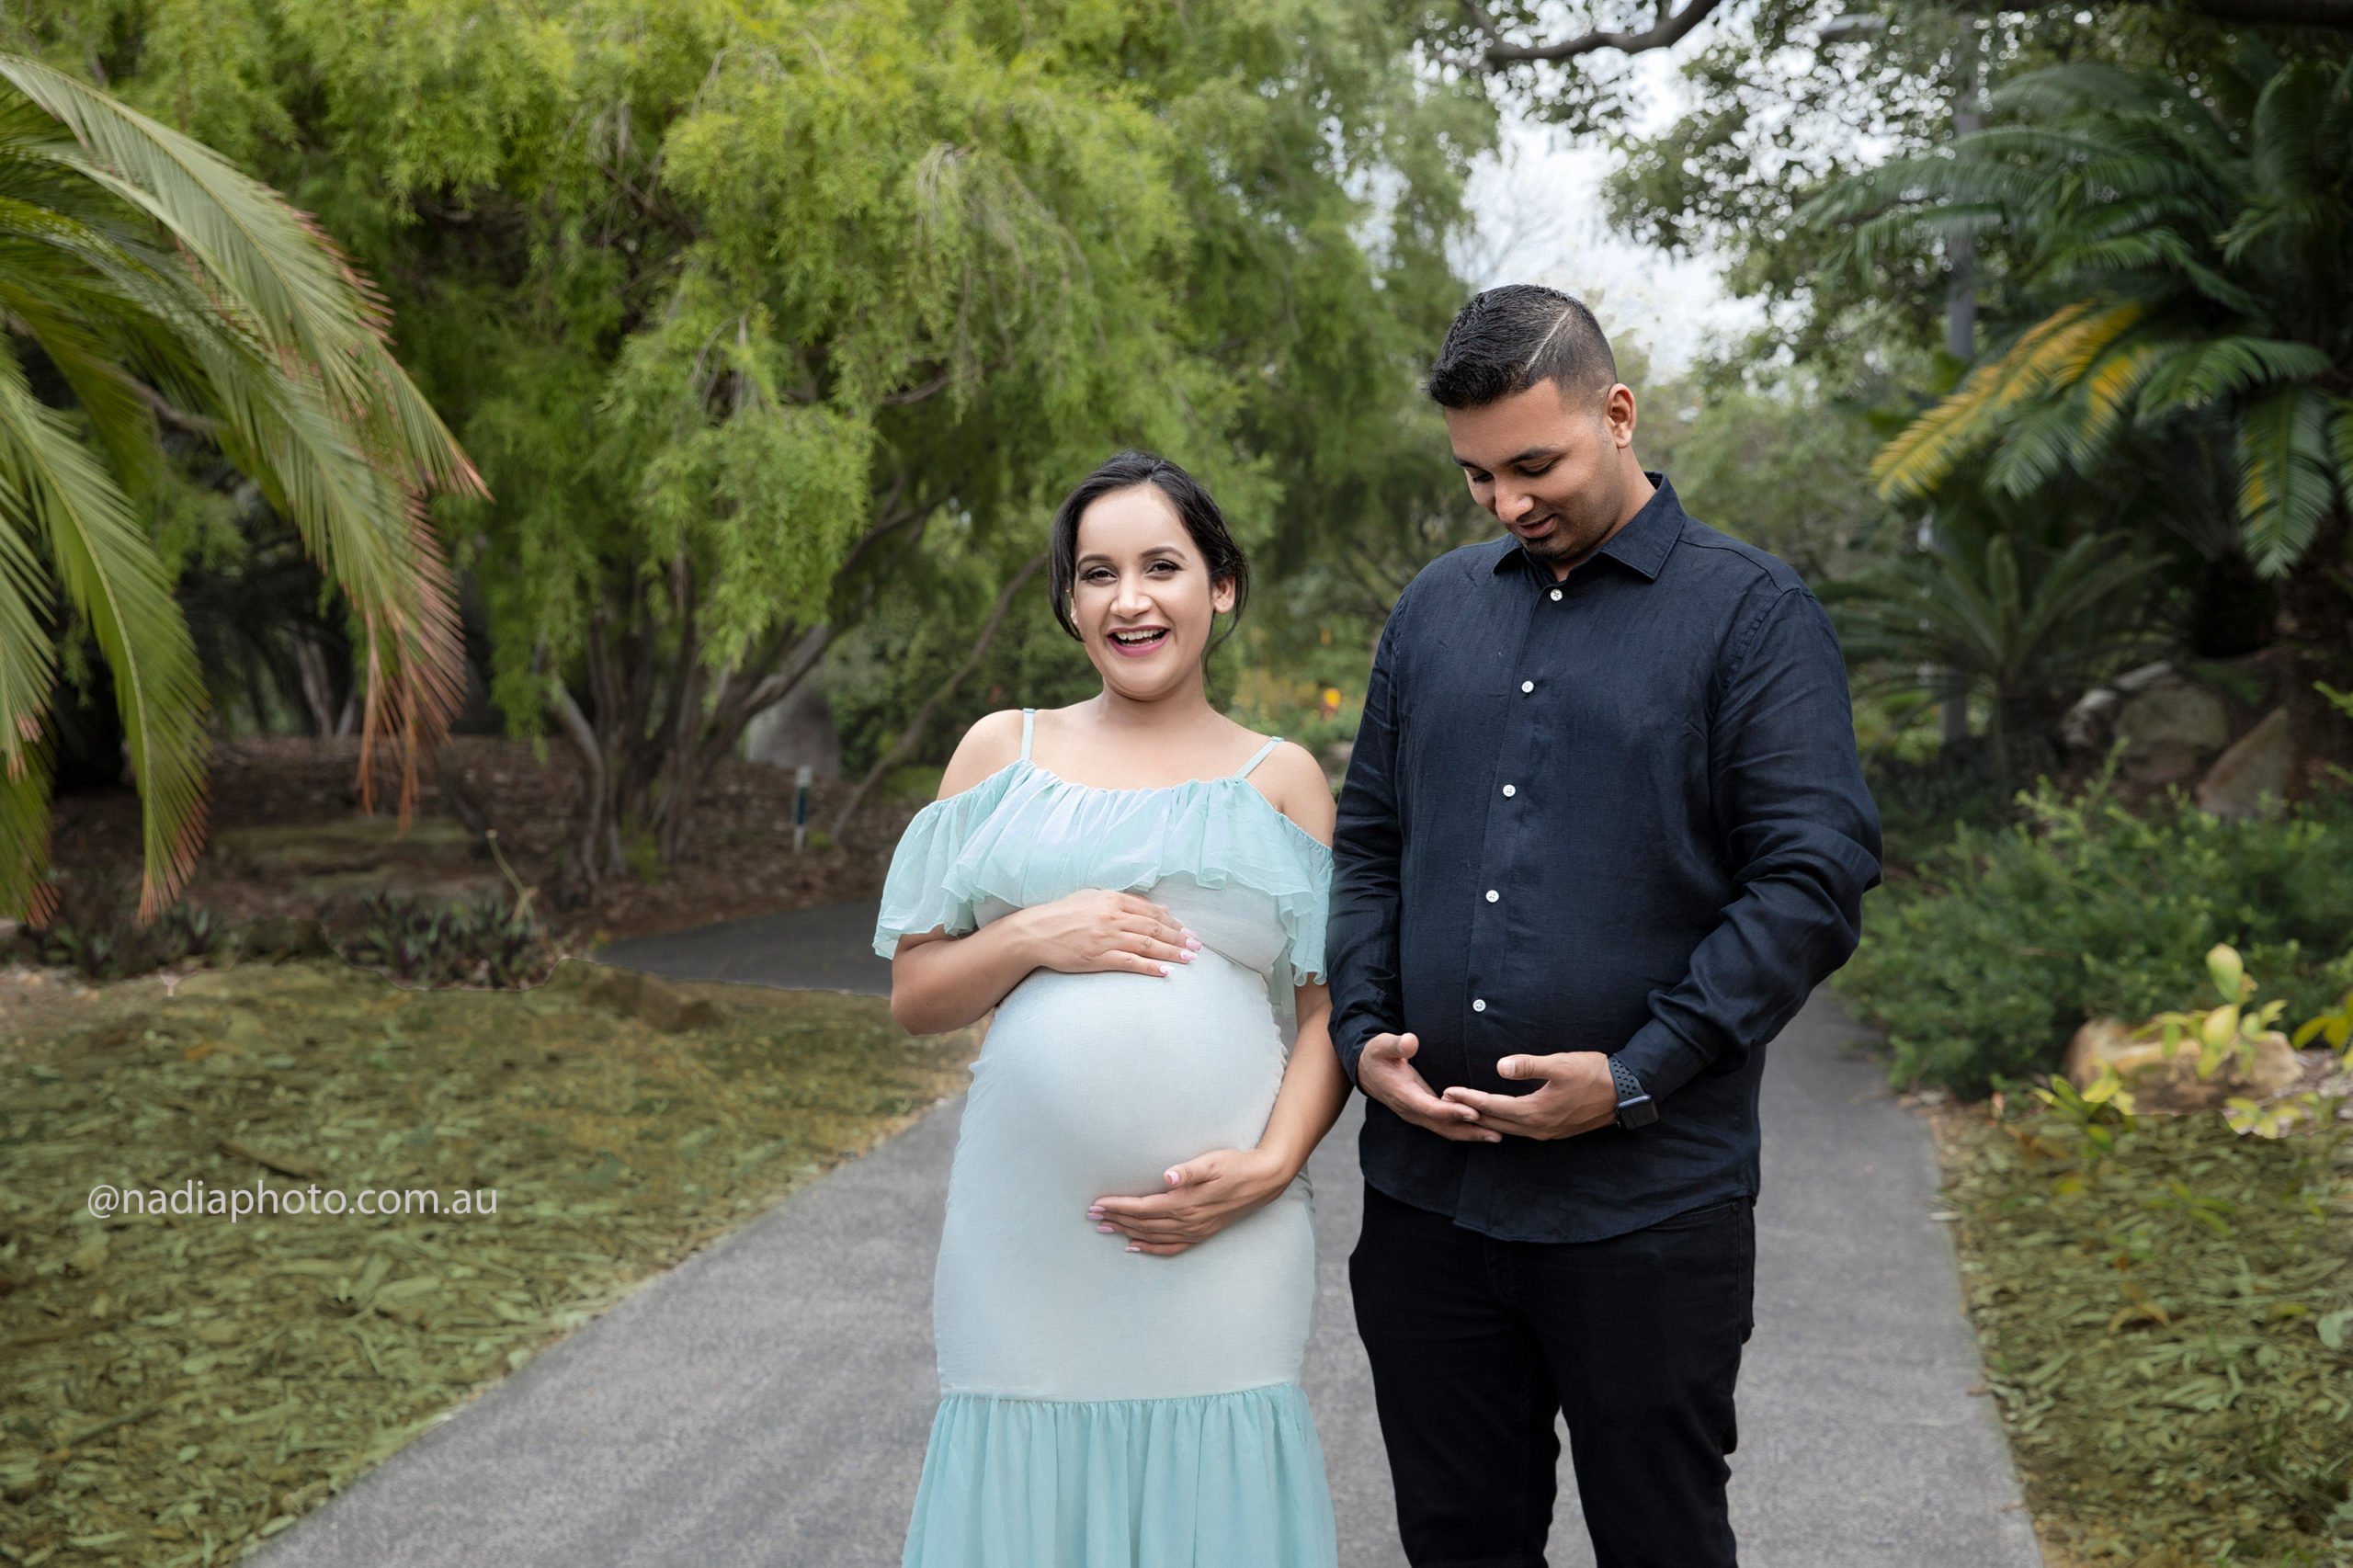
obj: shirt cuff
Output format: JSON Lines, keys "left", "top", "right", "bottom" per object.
{"left": 1334, "top": 1028, "right": 1369, "bottom": 1089}
{"left": 1612, "top": 1017, "right": 1714, "bottom": 1103}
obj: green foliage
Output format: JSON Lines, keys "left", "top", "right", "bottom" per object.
{"left": 8, "top": 879, "right": 230, "bottom": 980}
{"left": 327, "top": 890, "right": 560, "bottom": 990}
{"left": 1664, "top": 367, "right": 1901, "bottom": 584}
{"left": 31, "top": 0, "right": 1492, "bottom": 881}
{"left": 1838, "top": 772, "right": 2353, "bottom": 1091}
{"left": 1601, "top": 0, "right": 2229, "bottom": 366}
{"left": 0, "top": 50, "right": 481, "bottom": 922}
{"left": 1814, "top": 51, "right": 2353, "bottom": 580}
{"left": 1823, "top": 517, "right": 2163, "bottom": 781}
{"left": 1946, "top": 1107, "right": 2353, "bottom": 1563}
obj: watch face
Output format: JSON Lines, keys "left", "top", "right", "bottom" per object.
{"left": 1619, "top": 1095, "right": 1658, "bottom": 1129}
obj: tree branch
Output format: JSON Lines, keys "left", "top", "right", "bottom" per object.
{"left": 2181, "top": 0, "right": 2353, "bottom": 25}
{"left": 828, "top": 551, "right": 1047, "bottom": 838}
{"left": 1463, "top": 0, "right": 1727, "bottom": 66}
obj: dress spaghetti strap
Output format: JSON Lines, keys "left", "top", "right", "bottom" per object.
{"left": 1019, "top": 708, "right": 1036, "bottom": 762}
{"left": 1233, "top": 735, "right": 1283, "bottom": 779}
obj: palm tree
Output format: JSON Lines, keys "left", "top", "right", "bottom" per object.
{"left": 0, "top": 55, "right": 483, "bottom": 922}
{"left": 1806, "top": 51, "right": 2353, "bottom": 581}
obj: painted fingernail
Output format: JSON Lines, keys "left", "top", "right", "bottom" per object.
{"left": 1097, "top": 1223, "right": 1116, "bottom": 1233}
{"left": 1178, "top": 950, "right": 1194, "bottom": 962}
{"left": 1086, "top": 1206, "right": 1104, "bottom": 1217}
{"left": 1126, "top": 1244, "right": 1140, "bottom": 1253}
{"left": 1165, "top": 1170, "right": 1179, "bottom": 1186}
{"left": 1183, "top": 933, "right": 1202, "bottom": 949}
{"left": 1159, "top": 963, "right": 1173, "bottom": 976}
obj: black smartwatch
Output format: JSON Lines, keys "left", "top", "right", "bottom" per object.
{"left": 1608, "top": 1056, "right": 1657, "bottom": 1129}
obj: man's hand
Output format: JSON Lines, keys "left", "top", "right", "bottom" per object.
{"left": 1358, "top": 1032, "right": 1500, "bottom": 1143}
{"left": 1439, "top": 1052, "right": 1618, "bottom": 1141}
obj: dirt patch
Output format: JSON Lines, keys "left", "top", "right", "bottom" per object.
{"left": 41, "top": 737, "right": 926, "bottom": 948}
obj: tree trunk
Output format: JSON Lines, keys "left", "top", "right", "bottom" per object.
{"left": 2276, "top": 515, "right": 2353, "bottom": 778}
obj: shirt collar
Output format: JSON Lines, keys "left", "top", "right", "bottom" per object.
{"left": 1492, "top": 472, "right": 1685, "bottom": 585}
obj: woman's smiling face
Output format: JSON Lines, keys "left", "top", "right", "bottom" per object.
{"left": 1071, "top": 483, "right": 1235, "bottom": 699}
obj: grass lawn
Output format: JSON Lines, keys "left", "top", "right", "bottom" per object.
{"left": 0, "top": 959, "right": 981, "bottom": 1568}
{"left": 1932, "top": 1104, "right": 2353, "bottom": 1567}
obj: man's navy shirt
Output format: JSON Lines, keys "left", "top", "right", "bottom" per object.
{"left": 1327, "top": 475, "right": 1882, "bottom": 1244}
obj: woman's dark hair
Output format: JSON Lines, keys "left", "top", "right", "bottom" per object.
{"left": 1047, "top": 450, "right": 1251, "bottom": 653}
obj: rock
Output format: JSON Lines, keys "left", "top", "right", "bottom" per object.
{"left": 2063, "top": 663, "right": 2230, "bottom": 773}
{"left": 2194, "top": 707, "right": 2291, "bottom": 819}
{"left": 2061, "top": 686, "right": 2122, "bottom": 756}
{"left": 572, "top": 962, "right": 722, "bottom": 1033}
{"left": 2064, "top": 1017, "right": 2304, "bottom": 1113}
{"left": 2114, "top": 682, "right": 2229, "bottom": 784}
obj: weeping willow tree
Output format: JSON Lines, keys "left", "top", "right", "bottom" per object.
{"left": 0, "top": 53, "right": 481, "bottom": 922}
{"left": 29, "top": 0, "right": 1490, "bottom": 900}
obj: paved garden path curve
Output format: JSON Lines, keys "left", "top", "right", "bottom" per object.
{"left": 256, "top": 902, "right": 2043, "bottom": 1568}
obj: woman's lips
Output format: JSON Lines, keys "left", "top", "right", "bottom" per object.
{"left": 1106, "top": 626, "right": 1171, "bottom": 657}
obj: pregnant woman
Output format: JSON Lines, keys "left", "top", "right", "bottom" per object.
{"left": 875, "top": 450, "right": 1347, "bottom": 1566}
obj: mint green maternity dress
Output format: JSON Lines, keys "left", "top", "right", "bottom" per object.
{"left": 873, "top": 710, "right": 1340, "bottom": 1568}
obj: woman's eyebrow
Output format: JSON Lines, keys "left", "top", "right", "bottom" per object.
{"left": 1075, "top": 546, "right": 1188, "bottom": 567}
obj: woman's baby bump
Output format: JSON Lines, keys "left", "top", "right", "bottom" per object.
{"left": 972, "top": 950, "right": 1288, "bottom": 1197}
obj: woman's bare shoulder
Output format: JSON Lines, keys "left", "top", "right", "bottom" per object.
{"left": 1251, "top": 739, "right": 1336, "bottom": 846}
{"left": 938, "top": 710, "right": 1028, "bottom": 800}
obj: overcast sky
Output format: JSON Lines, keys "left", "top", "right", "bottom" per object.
{"left": 1458, "top": 55, "right": 1763, "bottom": 375}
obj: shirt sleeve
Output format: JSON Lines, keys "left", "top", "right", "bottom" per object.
{"left": 1613, "top": 585, "right": 1883, "bottom": 1100}
{"left": 1326, "top": 605, "right": 1411, "bottom": 1086}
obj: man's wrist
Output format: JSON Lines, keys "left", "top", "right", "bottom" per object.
{"left": 1607, "top": 1054, "right": 1658, "bottom": 1128}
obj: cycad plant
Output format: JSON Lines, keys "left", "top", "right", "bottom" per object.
{"left": 0, "top": 55, "right": 481, "bottom": 921}
{"left": 1822, "top": 507, "right": 2162, "bottom": 784}
{"left": 1807, "top": 50, "right": 2353, "bottom": 582}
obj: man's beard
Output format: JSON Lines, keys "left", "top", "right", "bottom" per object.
{"left": 1516, "top": 503, "right": 1614, "bottom": 569}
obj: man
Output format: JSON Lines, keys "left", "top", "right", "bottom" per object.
{"left": 1327, "top": 284, "right": 1883, "bottom": 1568}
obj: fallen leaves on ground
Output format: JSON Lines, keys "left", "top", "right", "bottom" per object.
{"left": 1938, "top": 1106, "right": 2353, "bottom": 1566}
{"left": 0, "top": 959, "right": 981, "bottom": 1567}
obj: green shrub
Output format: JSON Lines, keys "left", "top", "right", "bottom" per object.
{"left": 1837, "top": 773, "right": 2353, "bottom": 1092}
{"left": 326, "top": 890, "right": 561, "bottom": 989}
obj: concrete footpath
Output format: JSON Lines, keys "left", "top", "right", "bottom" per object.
{"left": 257, "top": 902, "right": 2041, "bottom": 1568}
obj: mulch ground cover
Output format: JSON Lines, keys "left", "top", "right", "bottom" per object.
{"left": 1930, "top": 1102, "right": 2353, "bottom": 1567}
{"left": 40, "top": 736, "right": 922, "bottom": 949}
{"left": 0, "top": 958, "right": 983, "bottom": 1568}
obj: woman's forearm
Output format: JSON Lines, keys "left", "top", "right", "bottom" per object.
{"left": 890, "top": 917, "right": 1038, "bottom": 1034}
{"left": 1254, "top": 996, "right": 1348, "bottom": 1182}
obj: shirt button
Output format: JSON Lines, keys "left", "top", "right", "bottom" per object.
{"left": 1502, "top": 784, "right": 1516, "bottom": 797}
{"left": 1472, "top": 998, "right": 1486, "bottom": 1012}
{"left": 1520, "top": 680, "right": 1534, "bottom": 693}
{"left": 1485, "top": 889, "right": 1499, "bottom": 903}
{"left": 1549, "top": 588, "right": 1563, "bottom": 601}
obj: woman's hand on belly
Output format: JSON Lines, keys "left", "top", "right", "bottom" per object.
{"left": 1087, "top": 1147, "right": 1293, "bottom": 1256}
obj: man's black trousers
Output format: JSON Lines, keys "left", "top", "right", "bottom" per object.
{"left": 1350, "top": 1183, "right": 1756, "bottom": 1568}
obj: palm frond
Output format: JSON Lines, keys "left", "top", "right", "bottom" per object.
{"left": 2136, "top": 335, "right": 2332, "bottom": 418}
{"left": 2234, "top": 387, "right": 2338, "bottom": 579}
{"left": 0, "top": 342, "right": 206, "bottom": 916}
{"left": 0, "top": 51, "right": 484, "bottom": 825}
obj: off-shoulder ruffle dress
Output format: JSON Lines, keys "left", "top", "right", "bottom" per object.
{"left": 873, "top": 711, "right": 1340, "bottom": 1568}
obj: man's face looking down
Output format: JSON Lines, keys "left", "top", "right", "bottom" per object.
{"left": 1444, "top": 376, "right": 1644, "bottom": 582}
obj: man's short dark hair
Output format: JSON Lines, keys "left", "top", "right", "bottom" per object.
{"left": 1427, "top": 285, "right": 1618, "bottom": 410}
